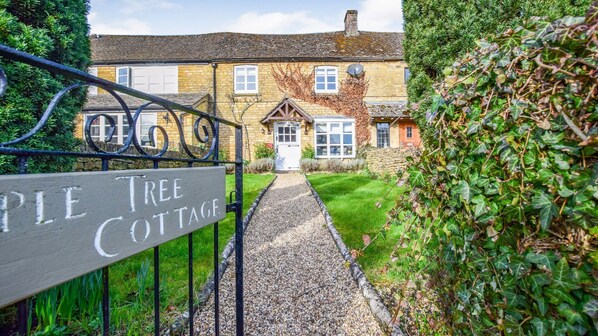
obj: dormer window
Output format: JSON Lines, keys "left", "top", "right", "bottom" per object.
{"left": 234, "top": 65, "right": 258, "bottom": 94}
{"left": 315, "top": 66, "right": 338, "bottom": 93}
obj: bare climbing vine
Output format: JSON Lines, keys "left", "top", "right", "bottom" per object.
{"left": 271, "top": 64, "right": 371, "bottom": 145}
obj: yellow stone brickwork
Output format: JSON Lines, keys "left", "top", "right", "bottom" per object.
{"left": 83, "top": 60, "right": 407, "bottom": 160}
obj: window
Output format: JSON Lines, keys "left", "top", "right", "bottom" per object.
{"left": 404, "top": 67, "right": 411, "bottom": 83}
{"left": 116, "top": 67, "right": 130, "bottom": 87}
{"left": 314, "top": 119, "right": 355, "bottom": 158}
{"left": 315, "top": 66, "right": 338, "bottom": 93}
{"left": 406, "top": 126, "right": 413, "bottom": 138}
{"left": 85, "top": 113, "right": 157, "bottom": 146}
{"left": 234, "top": 65, "right": 258, "bottom": 94}
{"left": 115, "top": 66, "right": 178, "bottom": 94}
{"left": 88, "top": 67, "right": 98, "bottom": 95}
{"left": 377, "top": 123, "right": 390, "bottom": 148}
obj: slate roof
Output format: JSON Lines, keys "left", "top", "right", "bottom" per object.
{"left": 366, "top": 101, "right": 410, "bottom": 118}
{"left": 83, "top": 92, "right": 209, "bottom": 111}
{"left": 90, "top": 31, "right": 404, "bottom": 64}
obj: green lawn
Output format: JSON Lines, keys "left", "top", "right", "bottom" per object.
{"left": 66, "top": 173, "right": 274, "bottom": 334}
{"left": 306, "top": 173, "right": 405, "bottom": 285}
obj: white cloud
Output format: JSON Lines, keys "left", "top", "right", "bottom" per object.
{"left": 225, "top": 11, "right": 339, "bottom": 34}
{"left": 358, "top": 0, "right": 403, "bottom": 32}
{"left": 89, "top": 12, "right": 152, "bottom": 35}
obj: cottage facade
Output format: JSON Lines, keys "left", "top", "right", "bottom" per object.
{"left": 78, "top": 10, "right": 420, "bottom": 170}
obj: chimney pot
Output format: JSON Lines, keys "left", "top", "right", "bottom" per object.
{"left": 344, "top": 10, "right": 358, "bottom": 37}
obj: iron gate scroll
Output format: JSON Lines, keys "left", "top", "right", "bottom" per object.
{"left": 0, "top": 44, "right": 244, "bottom": 335}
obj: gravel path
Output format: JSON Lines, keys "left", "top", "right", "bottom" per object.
{"left": 191, "top": 173, "right": 383, "bottom": 335}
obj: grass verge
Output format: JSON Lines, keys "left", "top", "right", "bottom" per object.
{"left": 305, "top": 173, "right": 404, "bottom": 285}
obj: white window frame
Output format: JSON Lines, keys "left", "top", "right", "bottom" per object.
{"left": 88, "top": 67, "right": 98, "bottom": 95}
{"left": 377, "top": 122, "right": 390, "bottom": 148}
{"left": 116, "top": 67, "right": 130, "bottom": 87}
{"left": 84, "top": 113, "right": 157, "bottom": 147}
{"left": 130, "top": 66, "right": 178, "bottom": 94}
{"left": 314, "top": 66, "right": 338, "bottom": 94}
{"left": 234, "top": 65, "right": 258, "bottom": 94}
{"left": 314, "top": 118, "right": 355, "bottom": 159}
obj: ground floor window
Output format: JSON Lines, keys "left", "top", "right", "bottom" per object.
{"left": 314, "top": 119, "right": 355, "bottom": 158}
{"left": 376, "top": 122, "right": 390, "bottom": 148}
{"left": 84, "top": 113, "right": 157, "bottom": 146}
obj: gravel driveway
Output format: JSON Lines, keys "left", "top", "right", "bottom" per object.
{"left": 191, "top": 173, "right": 383, "bottom": 335}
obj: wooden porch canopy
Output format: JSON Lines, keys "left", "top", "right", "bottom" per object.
{"left": 260, "top": 98, "right": 313, "bottom": 134}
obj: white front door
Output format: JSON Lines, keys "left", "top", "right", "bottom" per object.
{"left": 274, "top": 122, "right": 301, "bottom": 170}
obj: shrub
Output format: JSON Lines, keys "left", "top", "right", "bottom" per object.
{"left": 392, "top": 10, "right": 597, "bottom": 334}
{"left": 254, "top": 142, "right": 275, "bottom": 159}
{"left": 245, "top": 158, "right": 274, "bottom": 173}
{"left": 341, "top": 159, "right": 365, "bottom": 171}
{"left": 300, "top": 158, "right": 320, "bottom": 172}
{"left": 319, "top": 159, "right": 344, "bottom": 173}
{"left": 301, "top": 144, "right": 315, "bottom": 159}
{"left": 0, "top": 0, "right": 91, "bottom": 174}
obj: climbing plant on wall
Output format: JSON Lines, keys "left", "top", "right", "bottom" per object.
{"left": 271, "top": 64, "right": 371, "bottom": 145}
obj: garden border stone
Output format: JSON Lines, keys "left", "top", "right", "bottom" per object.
{"left": 303, "top": 174, "right": 404, "bottom": 336}
{"left": 163, "top": 175, "right": 278, "bottom": 335}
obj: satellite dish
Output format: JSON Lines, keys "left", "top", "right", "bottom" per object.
{"left": 347, "top": 63, "right": 364, "bottom": 77}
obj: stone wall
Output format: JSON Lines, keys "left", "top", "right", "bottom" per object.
{"left": 361, "top": 146, "right": 421, "bottom": 175}
{"left": 74, "top": 142, "right": 211, "bottom": 171}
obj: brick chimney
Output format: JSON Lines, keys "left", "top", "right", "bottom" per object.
{"left": 344, "top": 10, "right": 358, "bottom": 37}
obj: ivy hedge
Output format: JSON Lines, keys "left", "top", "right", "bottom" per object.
{"left": 394, "top": 5, "right": 597, "bottom": 335}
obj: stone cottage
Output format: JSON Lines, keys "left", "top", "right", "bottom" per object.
{"left": 78, "top": 10, "right": 420, "bottom": 170}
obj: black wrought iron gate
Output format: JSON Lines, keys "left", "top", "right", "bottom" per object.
{"left": 0, "top": 44, "right": 244, "bottom": 335}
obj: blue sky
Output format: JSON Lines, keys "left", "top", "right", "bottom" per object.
{"left": 88, "top": 0, "right": 403, "bottom": 35}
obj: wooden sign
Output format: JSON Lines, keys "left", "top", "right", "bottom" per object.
{"left": 0, "top": 166, "right": 225, "bottom": 308}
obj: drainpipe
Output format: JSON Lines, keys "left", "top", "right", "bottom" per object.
{"left": 212, "top": 62, "right": 218, "bottom": 160}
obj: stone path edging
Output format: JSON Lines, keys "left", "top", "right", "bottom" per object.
{"left": 163, "top": 175, "right": 278, "bottom": 335}
{"left": 303, "top": 174, "right": 404, "bottom": 336}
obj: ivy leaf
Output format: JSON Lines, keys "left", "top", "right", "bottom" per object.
{"left": 454, "top": 180, "right": 471, "bottom": 203}
{"left": 556, "top": 303, "right": 584, "bottom": 325}
{"left": 504, "top": 205, "right": 524, "bottom": 223}
{"left": 528, "top": 273, "right": 550, "bottom": 296}
{"left": 525, "top": 252, "right": 553, "bottom": 271}
{"left": 530, "top": 317, "right": 547, "bottom": 336}
{"left": 471, "top": 142, "right": 488, "bottom": 155}
{"left": 583, "top": 299, "right": 598, "bottom": 319}
{"left": 545, "top": 287, "right": 576, "bottom": 305}
{"left": 409, "top": 169, "right": 425, "bottom": 187}
{"left": 551, "top": 258, "right": 579, "bottom": 292}
{"left": 531, "top": 192, "right": 558, "bottom": 230}
{"left": 557, "top": 186, "right": 574, "bottom": 198}
{"left": 536, "top": 297, "right": 548, "bottom": 316}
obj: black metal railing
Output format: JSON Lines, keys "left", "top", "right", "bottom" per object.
{"left": 0, "top": 44, "right": 244, "bottom": 335}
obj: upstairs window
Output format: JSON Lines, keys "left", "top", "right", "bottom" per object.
{"left": 376, "top": 122, "right": 390, "bottom": 148}
{"left": 88, "top": 67, "right": 98, "bottom": 95}
{"left": 116, "top": 67, "right": 130, "bottom": 87}
{"left": 234, "top": 65, "right": 258, "bottom": 94}
{"left": 404, "top": 67, "right": 411, "bottom": 83}
{"left": 115, "top": 66, "right": 178, "bottom": 94}
{"left": 315, "top": 66, "right": 338, "bottom": 93}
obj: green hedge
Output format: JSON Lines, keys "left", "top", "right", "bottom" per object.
{"left": 395, "top": 6, "right": 597, "bottom": 334}
{"left": 0, "top": 0, "right": 91, "bottom": 174}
